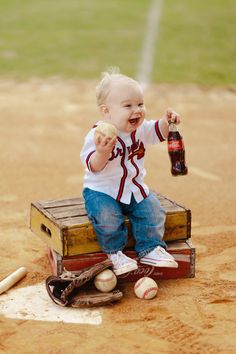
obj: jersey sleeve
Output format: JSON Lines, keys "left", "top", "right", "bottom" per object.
{"left": 80, "top": 129, "right": 96, "bottom": 171}
{"left": 141, "top": 119, "right": 166, "bottom": 144}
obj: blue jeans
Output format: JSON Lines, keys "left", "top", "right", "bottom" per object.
{"left": 83, "top": 188, "right": 167, "bottom": 258}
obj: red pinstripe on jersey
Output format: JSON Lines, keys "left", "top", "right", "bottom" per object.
{"left": 86, "top": 150, "right": 95, "bottom": 171}
{"left": 116, "top": 137, "right": 128, "bottom": 202}
{"left": 130, "top": 131, "right": 147, "bottom": 199}
{"left": 155, "top": 120, "right": 165, "bottom": 142}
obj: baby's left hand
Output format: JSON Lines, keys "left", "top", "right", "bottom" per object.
{"left": 164, "top": 108, "right": 181, "bottom": 125}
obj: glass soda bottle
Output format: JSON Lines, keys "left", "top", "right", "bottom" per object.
{"left": 168, "top": 123, "right": 188, "bottom": 176}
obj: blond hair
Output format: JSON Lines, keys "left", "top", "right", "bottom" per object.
{"left": 96, "top": 67, "right": 140, "bottom": 106}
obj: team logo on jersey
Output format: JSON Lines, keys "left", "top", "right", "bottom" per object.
{"left": 127, "top": 140, "right": 145, "bottom": 160}
{"left": 109, "top": 147, "right": 123, "bottom": 161}
{"left": 109, "top": 139, "right": 145, "bottom": 161}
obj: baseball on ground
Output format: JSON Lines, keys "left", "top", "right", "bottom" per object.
{"left": 134, "top": 277, "right": 158, "bottom": 300}
{"left": 94, "top": 122, "right": 117, "bottom": 140}
{"left": 94, "top": 269, "right": 117, "bottom": 293}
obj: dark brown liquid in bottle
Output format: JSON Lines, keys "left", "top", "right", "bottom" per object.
{"left": 168, "top": 124, "right": 188, "bottom": 176}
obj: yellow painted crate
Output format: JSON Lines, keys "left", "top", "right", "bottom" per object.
{"left": 30, "top": 192, "right": 191, "bottom": 256}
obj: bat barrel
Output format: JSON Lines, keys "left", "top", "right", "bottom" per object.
{"left": 0, "top": 267, "right": 27, "bottom": 295}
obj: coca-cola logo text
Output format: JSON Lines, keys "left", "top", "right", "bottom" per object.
{"left": 118, "top": 265, "right": 164, "bottom": 279}
{"left": 168, "top": 140, "right": 184, "bottom": 151}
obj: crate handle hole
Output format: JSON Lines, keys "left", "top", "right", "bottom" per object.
{"left": 41, "top": 224, "right": 52, "bottom": 237}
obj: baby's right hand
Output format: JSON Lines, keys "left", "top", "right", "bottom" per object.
{"left": 94, "top": 134, "right": 117, "bottom": 155}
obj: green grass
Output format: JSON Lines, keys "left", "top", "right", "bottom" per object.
{"left": 154, "top": 0, "right": 236, "bottom": 85}
{"left": 0, "top": 0, "right": 150, "bottom": 79}
{"left": 0, "top": 0, "right": 235, "bottom": 85}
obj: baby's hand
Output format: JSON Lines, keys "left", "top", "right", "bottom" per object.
{"left": 94, "top": 134, "right": 117, "bottom": 155}
{"left": 165, "top": 108, "right": 181, "bottom": 125}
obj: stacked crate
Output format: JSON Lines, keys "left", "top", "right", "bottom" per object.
{"left": 30, "top": 191, "right": 195, "bottom": 281}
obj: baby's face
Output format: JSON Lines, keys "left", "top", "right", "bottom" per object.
{"left": 103, "top": 80, "right": 146, "bottom": 133}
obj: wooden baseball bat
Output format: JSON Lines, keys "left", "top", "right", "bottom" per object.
{"left": 0, "top": 267, "right": 27, "bottom": 295}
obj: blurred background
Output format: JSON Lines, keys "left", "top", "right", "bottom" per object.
{"left": 0, "top": 0, "right": 235, "bottom": 85}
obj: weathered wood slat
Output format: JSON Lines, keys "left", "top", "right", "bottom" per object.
{"left": 38, "top": 198, "right": 83, "bottom": 209}
{"left": 59, "top": 215, "right": 90, "bottom": 226}
{"left": 58, "top": 211, "right": 187, "bottom": 228}
{"left": 48, "top": 205, "right": 87, "bottom": 219}
{"left": 45, "top": 199, "right": 184, "bottom": 220}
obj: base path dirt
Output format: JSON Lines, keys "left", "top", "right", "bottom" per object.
{"left": 0, "top": 79, "right": 235, "bottom": 354}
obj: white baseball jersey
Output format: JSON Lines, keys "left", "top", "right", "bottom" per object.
{"left": 80, "top": 119, "right": 166, "bottom": 204}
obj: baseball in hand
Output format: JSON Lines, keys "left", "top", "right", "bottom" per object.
{"left": 94, "top": 269, "right": 117, "bottom": 293}
{"left": 134, "top": 277, "right": 158, "bottom": 300}
{"left": 94, "top": 122, "right": 117, "bottom": 140}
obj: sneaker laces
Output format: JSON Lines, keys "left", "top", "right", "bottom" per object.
{"left": 155, "top": 246, "right": 174, "bottom": 260}
{"left": 111, "top": 251, "right": 134, "bottom": 267}
{"left": 120, "top": 251, "right": 137, "bottom": 264}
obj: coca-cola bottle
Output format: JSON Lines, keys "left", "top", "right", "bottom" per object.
{"left": 168, "top": 123, "right": 188, "bottom": 176}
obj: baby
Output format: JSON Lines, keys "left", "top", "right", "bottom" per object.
{"left": 80, "top": 68, "right": 180, "bottom": 275}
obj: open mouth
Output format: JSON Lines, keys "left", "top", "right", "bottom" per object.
{"left": 129, "top": 118, "right": 139, "bottom": 125}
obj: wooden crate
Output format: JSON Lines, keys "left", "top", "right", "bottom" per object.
{"left": 48, "top": 240, "right": 195, "bottom": 282}
{"left": 30, "top": 192, "right": 191, "bottom": 256}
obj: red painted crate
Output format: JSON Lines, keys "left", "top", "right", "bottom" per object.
{"left": 48, "top": 240, "right": 195, "bottom": 282}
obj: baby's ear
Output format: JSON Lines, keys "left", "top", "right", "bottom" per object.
{"left": 100, "top": 104, "right": 109, "bottom": 116}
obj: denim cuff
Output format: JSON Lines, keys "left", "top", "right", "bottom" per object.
{"left": 103, "top": 245, "right": 126, "bottom": 255}
{"left": 138, "top": 241, "right": 167, "bottom": 258}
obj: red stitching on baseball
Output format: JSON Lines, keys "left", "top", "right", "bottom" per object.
{"left": 96, "top": 276, "right": 114, "bottom": 283}
{"left": 134, "top": 277, "right": 146, "bottom": 290}
{"left": 143, "top": 287, "right": 158, "bottom": 299}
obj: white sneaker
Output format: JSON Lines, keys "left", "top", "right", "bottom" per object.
{"left": 140, "top": 246, "right": 178, "bottom": 268}
{"left": 108, "top": 251, "right": 138, "bottom": 275}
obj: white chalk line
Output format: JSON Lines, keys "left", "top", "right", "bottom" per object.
{"left": 0, "top": 282, "right": 102, "bottom": 325}
{"left": 189, "top": 166, "right": 221, "bottom": 181}
{"left": 136, "top": 0, "right": 163, "bottom": 89}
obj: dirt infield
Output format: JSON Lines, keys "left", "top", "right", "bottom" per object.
{"left": 0, "top": 79, "right": 235, "bottom": 354}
